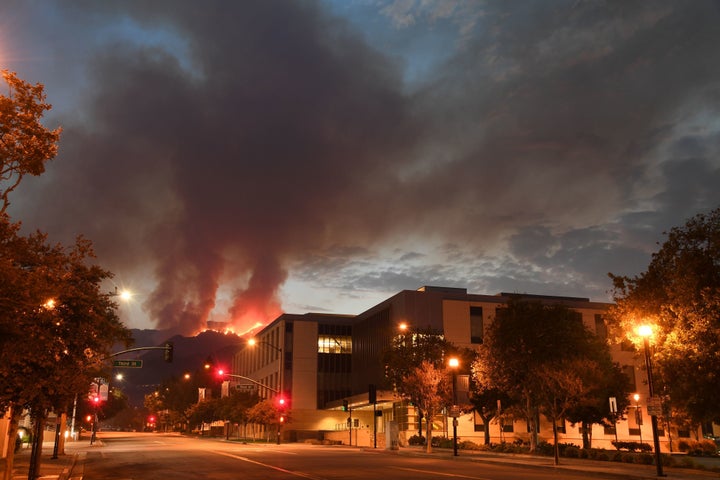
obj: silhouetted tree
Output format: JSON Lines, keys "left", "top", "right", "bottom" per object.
{"left": 608, "top": 207, "right": 720, "bottom": 426}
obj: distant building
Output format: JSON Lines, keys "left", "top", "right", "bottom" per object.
{"left": 230, "top": 286, "right": 700, "bottom": 449}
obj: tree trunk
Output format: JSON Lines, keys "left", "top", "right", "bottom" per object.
{"left": 581, "top": 421, "right": 591, "bottom": 449}
{"left": 425, "top": 417, "right": 433, "bottom": 453}
{"left": 526, "top": 396, "right": 537, "bottom": 452}
{"left": 28, "top": 414, "right": 46, "bottom": 480}
{"left": 2, "top": 409, "right": 20, "bottom": 480}
{"left": 552, "top": 419, "right": 559, "bottom": 465}
{"left": 482, "top": 414, "right": 491, "bottom": 445}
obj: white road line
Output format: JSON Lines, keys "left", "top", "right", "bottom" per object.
{"left": 392, "top": 466, "right": 492, "bottom": 479}
{"left": 211, "top": 450, "right": 325, "bottom": 480}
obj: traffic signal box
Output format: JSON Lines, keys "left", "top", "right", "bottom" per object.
{"left": 164, "top": 342, "right": 174, "bottom": 362}
{"left": 276, "top": 395, "right": 289, "bottom": 424}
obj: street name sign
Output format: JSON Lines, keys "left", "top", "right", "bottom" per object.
{"left": 112, "top": 359, "right": 143, "bottom": 368}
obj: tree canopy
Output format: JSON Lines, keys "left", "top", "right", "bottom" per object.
{"left": 608, "top": 207, "right": 720, "bottom": 425}
{"left": 0, "top": 222, "right": 131, "bottom": 416}
{"left": 477, "top": 299, "right": 629, "bottom": 453}
{"left": 0, "top": 70, "right": 61, "bottom": 214}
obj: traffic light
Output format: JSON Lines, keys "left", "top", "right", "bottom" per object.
{"left": 164, "top": 342, "right": 173, "bottom": 363}
{"left": 342, "top": 399, "right": 349, "bottom": 412}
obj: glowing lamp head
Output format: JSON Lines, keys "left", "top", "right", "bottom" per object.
{"left": 398, "top": 322, "right": 408, "bottom": 331}
{"left": 248, "top": 338, "right": 257, "bottom": 346}
{"left": 638, "top": 325, "right": 653, "bottom": 338}
{"left": 634, "top": 393, "right": 640, "bottom": 402}
{"left": 448, "top": 357, "right": 460, "bottom": 369}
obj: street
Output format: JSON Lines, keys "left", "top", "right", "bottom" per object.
{"left": 75, "top": 432, "right": 598, "bottom": 480}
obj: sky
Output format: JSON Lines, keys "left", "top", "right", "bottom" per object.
{"left": 1, "top": 0, "right": 719, "bottom": 336}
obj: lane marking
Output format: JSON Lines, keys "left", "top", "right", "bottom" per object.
{"left": 392, "top": 466, "right": 491, "bottom": 479}
{"left": 211, "top": 450, "right": 325, "bottom": 479}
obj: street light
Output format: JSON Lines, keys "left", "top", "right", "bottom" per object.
{"left": 638, "top": 325, "right": 664, "bottom": 477}
{"left": 448, "top": 356, "right": 459, "bottom": 457}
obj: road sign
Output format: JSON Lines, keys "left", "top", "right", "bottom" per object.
{"left": 647, "top": 397, "right": 663, "bottom": 416}
{"left": 609, "top": 396, "right": 617, "bottom": 414}
{"left": 112, "top": 359, "right": 143, "bottom": 368}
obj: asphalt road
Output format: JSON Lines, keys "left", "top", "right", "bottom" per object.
{"left": 77, "top": 432, "right": 599, "bottom": 480}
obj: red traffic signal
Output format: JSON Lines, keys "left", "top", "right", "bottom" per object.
{"left": 148, "top": 415, "right": 156, "bottom": 423}
{"left": 276, "top": 396, "right": 288, "bottom": 411}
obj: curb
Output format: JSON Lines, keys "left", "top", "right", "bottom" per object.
{"left": 58, "top": 453, "right": 79, "bottom": 480}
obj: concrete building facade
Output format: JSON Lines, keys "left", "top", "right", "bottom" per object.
{"left": 231, "top": 286, "right": 698, "bottom": 450}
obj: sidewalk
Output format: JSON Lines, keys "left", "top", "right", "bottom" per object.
{"left": 383, "top": 445, "right": 720, "bottom": 480}
{"left": 9, "top": 439, "right": 89, "bottom": 480}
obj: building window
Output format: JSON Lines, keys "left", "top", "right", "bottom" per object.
{"left": 555, "top": 418, "right": 566, "bottom": 434}
{"left": 622, "top": 365, "right": 636, "bottom": 391}
{"left": 470, "top": 306, "right": 483, "bottom": 344}
{"left": 318, "top": 335, "right": 352, "bottom": 353}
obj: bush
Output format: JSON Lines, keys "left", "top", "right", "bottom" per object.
{"left": 595, "top": 451, "right": 610, "bottom": 461}
{"left": 678, "top": 439, "right": 718, "bottom": 456}
{"left": 564, "top": 446, "right": 580, "bottom": 458}
{"left": 431, "top": 436, "right": 454, "bottom": 449}
{"left": 637, "top": 453, "right": 654, "bottom": 465}
{"left": 408, "top": 435, "right": 425, "bottom": 446}
{"left": 535, "top": 441, "right": 554, "bottom": 456}
{"left": 459, "top": 440, "right": 481, "bottom": 450}
{"left": 611, "top": 440, "right": 652, "bottom": 452}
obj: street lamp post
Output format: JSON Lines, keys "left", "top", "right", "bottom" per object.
{"left": 448, "top": 357, "right": 459, "bottom": 457}
{"left": 639, "top": 325, "right": 664, "bottom": 477}
{"left": 633, "top": 393, "right": 643, "bottom": 447}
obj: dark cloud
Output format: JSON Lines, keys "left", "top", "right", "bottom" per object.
{"left": 4, "top": 0, "right": 720, "bottom": 333}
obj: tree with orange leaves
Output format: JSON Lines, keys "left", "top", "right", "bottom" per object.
{"left": 1, "top": 70, "right": 61, "bottom": 214}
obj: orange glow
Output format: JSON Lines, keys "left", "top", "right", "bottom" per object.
{"left": 638, "top": 325, "right": 653, "bottom": 338}
{"left": 448, "top": 357, "right": 459, "bottom": 368}
{"left": 43, "top": 299, "right": 56, "bottom": 309}
{"left": 399, "top": 322, "right": 408, "bottom": 331}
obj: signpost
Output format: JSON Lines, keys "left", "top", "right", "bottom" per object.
{"left": 647, "top": 397, "right": 663, "bottom": 417}
{"left": 112, "top": 359, "right": 143, "bottom": 368}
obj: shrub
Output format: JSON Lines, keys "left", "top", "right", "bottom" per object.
{"left": 579, "top": 448, "right": 590, "bottom": 459}
{"left": 459, "top": 440, "right": 481, "bottom": 450}
{"left": 535, "top": 442, "right": 554, "bottom": 456}
{"left": 564, "top": 446, "right": 581, "bottom": 458}
{"left": 637, "top": 453, "right": 654, "bottom": 465}
{"left": 678, "top": 456, "right": 696, "bottom": 468}
{"left": 621, "top": 453, "right": 635, "bottom": 463}
{"left": 678, "top": 439, "right": 718, "bottom": 456}
{"left": 595, "top": 451, "right": 610, "bottom": 461}
{"left": 611, "top": 440, "right": 652, "bottom": 452}
{"left": 408, "top": 435, "right": 425, "bottom": 446}
{"left": 431, "top": 436, "right": 454, "bottom": 449}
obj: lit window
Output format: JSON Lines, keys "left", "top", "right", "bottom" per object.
{"left": 317, "top": 335, "right": 352, "bottom": 354}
